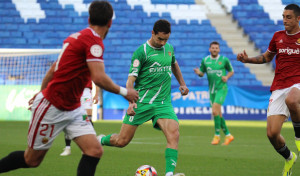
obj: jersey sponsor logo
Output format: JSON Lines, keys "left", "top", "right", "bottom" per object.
{"left": 279, "top": 39, "right": 283, "bottom": 43}
{"left": 90, "top": 44, "right": 103, "bottom": 57}
{"left": 278, "top": 47, "right": 300, "bottom": 55}
{"left": 149, "top": 62, "right": 171, "bottom": 73}
{"left": 133, "top": 59, "right": 140, "bottom": 67}
{"left": 150, "top": 62, "right": 161, "bottom": 67}
{"left": 207, "top": 67, "right": 222, "bottom": 77}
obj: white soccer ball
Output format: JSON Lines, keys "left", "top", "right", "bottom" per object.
{"left": 135, "top": 165, "right": 158, "bottom": 176}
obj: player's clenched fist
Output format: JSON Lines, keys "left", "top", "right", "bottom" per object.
{"left": 179, "top": 85, "right": 189, "bottom": 96}
{"left": 237, "top": 50, "right": 249, "bottom": 63}
{"left": 125, "top": 88, "right": 139, "bottom": 103}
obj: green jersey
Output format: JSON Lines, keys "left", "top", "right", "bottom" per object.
{"left": 199, "top": 55, "right": 233, "bottom": 93}
{"left": 129, "top": 41, "right": 176, "bottom": 104}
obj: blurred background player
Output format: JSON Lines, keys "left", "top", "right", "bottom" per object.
{"left": 193, "top": 41, "right": 234, "bottom": 145}
{"left": 60, "top": 81, "right": 100, "bottom": 156}
{"left": 237, "top": 4, "right": 300, "bottom": 176}
{"left": 0, "top": 1, "right": 138, "bottom": 175}
{"left": 98, "top": 19, "right": 189, "bottom": 176}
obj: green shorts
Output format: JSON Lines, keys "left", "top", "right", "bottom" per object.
{"left": 210, "top": 86, "right": 228, "bottom": 105}
{"left": 123, "top": 102, "right": 178, "bottom": 130}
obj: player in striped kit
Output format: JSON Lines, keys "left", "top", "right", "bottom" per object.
{"left": 0, "top": 1, "right": 138, "bottom": 175}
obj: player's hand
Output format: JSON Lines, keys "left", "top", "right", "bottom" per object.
{"left": 237, "top": 50, "right": 249, "bottom": 63}
{"left": 127, "top": 103, "right": 137, "bottom": 116}
{"left": 222, "top": 76, "right": 228, "bottom": 83}
{"left": 179, "top": 85, "right": 189, "bottom": 96}
{"left": 93, "top": 94, "right": 99, "bottom": 104}
{"left": 193, "top": 68, "right": 201, "bottom": 75}
{"left": 28, "top": 92, "right": 39, "bottom": 110}
{"left": 125, "top": 88, "right": 139, "bottom": 103}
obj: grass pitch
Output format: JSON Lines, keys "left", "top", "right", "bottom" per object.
{"left": 0, "top": 120, "right": 299, "bottom": 176}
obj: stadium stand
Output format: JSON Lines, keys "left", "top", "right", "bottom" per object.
{"left": 229, "top": 0, "right": 299, "bottom": 69}
{"left": 0, "top": 0, "right": 269, "bottom": 87}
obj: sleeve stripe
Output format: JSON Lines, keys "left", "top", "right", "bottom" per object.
{"left": 87, "top": 58, "right": 104, "bottom": 62}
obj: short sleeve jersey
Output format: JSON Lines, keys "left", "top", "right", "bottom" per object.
{"left": 42, "top": 27, "right": 104, "bottom": 110}
{"left": 199, "top": 55, "right": 233, "bottom": 93}
{"left": 268, "top": 30, "right": 300, "bottom": 91}
{"left": 128, "top": 41, "right": 176, "bottom": 104}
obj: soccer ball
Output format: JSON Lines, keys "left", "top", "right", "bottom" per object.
{"left": 135, "top": 165, "right": 158, "bottom": 176}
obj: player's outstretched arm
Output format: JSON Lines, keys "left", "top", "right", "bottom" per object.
{"left": 193, "top": 68, "right": 204, "bottom": 77}
{"left": 172, "top": 62, "right": 189, "bottom": 95}
{"left": 88, "top": 61, "right": 138, "bottom": 103}
{"left": 237, "top": 50, "right": 275, "bottom": 64}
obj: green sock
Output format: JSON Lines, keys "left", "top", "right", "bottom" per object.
{"left": 214, "top": 115, "right": 221, "bottom": 135}
{"left": 220, "top": 117, "right": 230, "bottom": 135}
{"left": 165, "top": 148, "right": 178, "bottom": 174}
{"left": 101, "top": 134, "right": 112, "bottom": 146}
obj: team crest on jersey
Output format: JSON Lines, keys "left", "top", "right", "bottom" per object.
{"left": 90, "top": 44, "right": 103, "bottom": 57}
{"left": 168, "top": 51, "right": 172, "bottom": 56}
{"left": 296, "top": 38, "right": 300, "bottom": 45}
{"left": 133, "top": 59, "right": 140, "bottom": 67}
{"left": 218, "top": 62, "right": 222, "bottom": 65}
{"left": 42, "top": 137, "right": 49, "bottom": 144}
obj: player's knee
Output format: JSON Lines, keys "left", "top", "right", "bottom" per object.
{"left": 266, "top": 129, "right": 278, "bottom": 140}
{"left": 85, "top": 146, "right": 103, "bottom": 158}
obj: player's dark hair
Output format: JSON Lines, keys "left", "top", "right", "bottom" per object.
{"left": 210, "top": 41, "right": 220, "bottom": 47}
{"left": 153, "top": 19, "right": 171, "bottom": 34}
{"left": 89, "top": 1, "right": 113, "bottom": 26}
{"left": 285, "top": 4, "right": 300, "bottom": 17}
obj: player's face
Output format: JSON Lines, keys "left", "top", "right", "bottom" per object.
{"left": 282, "top": 9, "right": 300, "bottom": 33}
{"left": 151, "top": 31, "right": 170, "bottom": 48}
{"left": 209, "top": 44, "right": 220, "bottom": 57}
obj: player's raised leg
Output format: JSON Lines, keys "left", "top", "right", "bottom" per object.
{"left": 0, "top": 147, "right": 47, "bottom": 173}
{"left": 98, "top": 123, "right": 138, "bottom": 147}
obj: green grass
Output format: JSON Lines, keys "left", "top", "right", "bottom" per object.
{"left": 0, "top": 120, "right": 299, "bottom": 176}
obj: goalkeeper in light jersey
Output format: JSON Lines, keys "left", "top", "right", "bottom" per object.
{"left": 98, "top": 19, "right": 189, "bottom": 176}
{"left": 194, "top": 41, "right": 234, "bottom": 145}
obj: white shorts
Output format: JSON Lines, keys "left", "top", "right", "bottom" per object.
{"left": 81, "top": 88, "right": 93, "bottom": 110}
{"left": 267, "top": 83, "right": 300, "bottom": 119}
{"left": 28, "top": 92, "right": 96, "bottom": 150}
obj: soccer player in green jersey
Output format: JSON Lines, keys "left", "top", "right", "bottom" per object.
{"left": 193, "top": 41, "right": 234, "bottom": 145}
{"left": 98, "top": 19, "right": 189, "bottom": 176}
